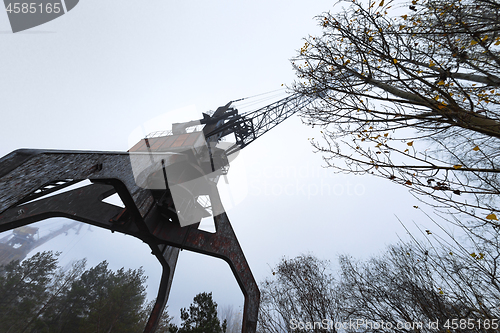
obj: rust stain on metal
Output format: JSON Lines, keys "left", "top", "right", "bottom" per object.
{"left": 0, "top": 149, "right": 259, "bottom": 333}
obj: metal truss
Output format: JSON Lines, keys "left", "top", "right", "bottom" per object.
{"left": 204, "top": 94, "right": 315, "bottom": 155}
{"left": 0, "top": 149, "right": 259, "bottom": 333}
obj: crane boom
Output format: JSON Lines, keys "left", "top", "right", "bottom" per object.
{"left": 202, "top": 93, "right": 315, "bottom": 155}
{"left": 0, "top": 222, "right": 78, "bottom": 266}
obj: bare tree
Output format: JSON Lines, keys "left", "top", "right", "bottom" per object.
{"left": 336, "top": 219, "right": 500, "bottom": 333}
{"left": 218, "top": 304, "right": 242, "bottom": 333}
{"left": 258, "top": 254, "right": 339, "bottom": 333}
{"left": 292, "top": 0, "right": 500, "bottom": 227}
{"left": 258, "top": 226, "right": 500, "bottom": 333}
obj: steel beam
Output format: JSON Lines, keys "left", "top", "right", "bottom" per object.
{"left": 144, "top": 187, "right": 260, "bottom": 333}
{"left": 0, "top": 149, "right": 259, "bottom": 333}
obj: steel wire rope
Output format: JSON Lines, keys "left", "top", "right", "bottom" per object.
{"left": 235, "top": 95, "right": 287, "bottom": 112}
{"left": 234, "top": 91, "right": 290, "bottom": 112}
{"left": 231, "top": 88, "right": 286, "bottom": 103}
{"left": 57, "top": 223, "right": 89, "bottom": 263}
{"left": 234, "top": 89, "right": 287, "bottom": 104}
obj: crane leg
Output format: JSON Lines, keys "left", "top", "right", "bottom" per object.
{"left": 0, "top": 149, "right": 259, "bottom": 333}
{"left": 144, "top": 188, "right": 260, "bottom": 333}
{"left": 144, "top": 244, "right": 180, "bottom": 333}
{"left": 0, "top": 180, "right": 180, "bottom": 333}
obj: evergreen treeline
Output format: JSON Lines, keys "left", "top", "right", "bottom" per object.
{"left": 0, "top": 251, "right": 239, "bottom": 333}
{"left": 0, "top": 251, "right": 156, "bottom": 333}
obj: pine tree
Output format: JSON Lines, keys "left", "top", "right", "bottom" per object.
{"left": 172, "top": 292, "right": 227, "bottom": 333}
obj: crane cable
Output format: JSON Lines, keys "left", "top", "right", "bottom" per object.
{"left": 231, "top": 88, "right": 287, "bottom": 103}
{"left": 235, "top": 92, "right": 288, "bottom": 111}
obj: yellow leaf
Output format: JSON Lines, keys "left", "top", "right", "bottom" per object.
{"left": 486, "top": 213, "right": 499, "bottom": 220}
{"left": 399, "top": 25, "right": 406, "bottom": 31}
{"left": 433, "top": 95, "right": 440, "bottom": 101}
{"left": 384, "top": 133, "right": 389, "bottom": 137}
{"left": 369, "top": 36, "right": 374, "bottom": 42}
{"left": 393, "top": 58, "right": 398, "bottom": 64}
{"left": 453, "top": 165, "right": 462, "bottom": 169}
{"left": 495, "top": 40, "right": 500, "bottom": 45}
{"left": 439, "top": 290, "right": 444, "bottom": 295}
{"left": 449, "top": 252, "right": 453, "bottom": 255}
{"left": 429, "top": 60, "right": 435, "bottom": 67}
{"left": 437, "top": 80, "right": 445, "bottom": 85}
{"left": 471, "top": 40, "right": 478, "bottom": 45}
{"left": 405, "top": 180, "right": 412, "bottom": 185}
{"left": 407, "top": 141, "right": 413, "bottom": 146}
{"left": 379, "top": 0, "right": 384, "bottom": 6}
{"left": 473, "top": 146, "right": 480, "bottom": 151}
{"left": 482, "top": 36, "right": 488, "bottom": 42}
{"left": 470, "top": 252, "right": 477, "bottom": 258}
{"left": 401, "top": 14, "right": 407, "bottom": 20}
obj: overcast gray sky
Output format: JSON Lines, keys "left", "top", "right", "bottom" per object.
{"left": 0, "top": 0, "right": 434, "bottom": 323}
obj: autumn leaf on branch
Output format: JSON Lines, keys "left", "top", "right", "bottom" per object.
{"left": 292, "top": 0, "right": 500, "bottom": 228}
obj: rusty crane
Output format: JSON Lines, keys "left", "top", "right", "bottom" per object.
{"left": 0, "top": 92, "right": 315, "bottom": 333}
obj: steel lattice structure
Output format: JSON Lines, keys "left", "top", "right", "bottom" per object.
{"left": 0, "top": 93, "right": 315, "bottom": 333}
